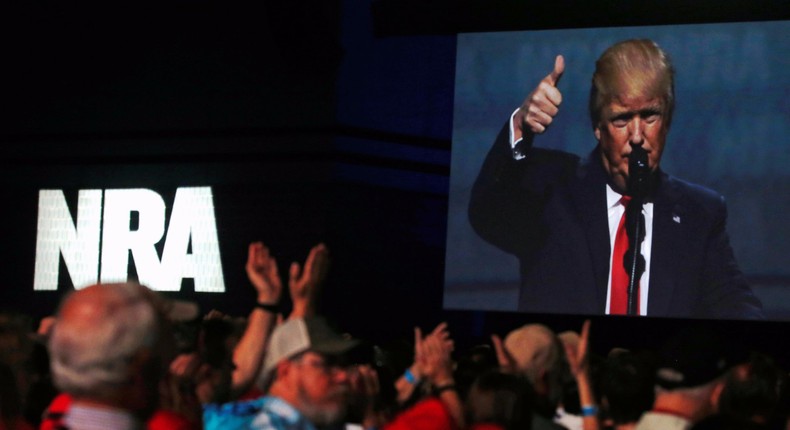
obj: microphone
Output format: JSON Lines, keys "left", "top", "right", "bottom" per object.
{"left": 627, "top": 144, "right": 650, "bottom": 198}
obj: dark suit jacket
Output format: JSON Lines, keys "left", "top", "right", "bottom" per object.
{"left": 468, "top": 124, "right": 764, "bottom": 319}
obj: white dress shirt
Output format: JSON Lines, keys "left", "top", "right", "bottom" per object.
{"left": 604, "top": 185, "right": 653, "bottom": 315}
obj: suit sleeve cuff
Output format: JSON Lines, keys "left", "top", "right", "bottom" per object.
{"left": 509, "top": 108, "right": 527, "bottom": 160}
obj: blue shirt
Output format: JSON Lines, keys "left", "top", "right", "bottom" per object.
{"left": 203, "top": 396, "right": 317, "bottom": 430}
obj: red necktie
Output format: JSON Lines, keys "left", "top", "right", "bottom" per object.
{"left": 610, "top": 196, "right": 639, "bottom": 315}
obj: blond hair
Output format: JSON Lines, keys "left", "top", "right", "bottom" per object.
{"left": 589, "top": 39, "right": 675, "bottom": 129}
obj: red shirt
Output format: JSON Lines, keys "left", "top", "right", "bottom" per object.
{"left": 383, "top": 397, "right": 458, "bottom": 430}
{"left": 40, "top": 394, "right": 199, "bottom": 430}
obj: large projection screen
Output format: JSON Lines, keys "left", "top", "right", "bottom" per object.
{"left": 444, "top": 21, "right": 790, "bottom": 319}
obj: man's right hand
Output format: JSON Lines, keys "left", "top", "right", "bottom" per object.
{"left": 514, "top": 55, "right": 565, "bottom": 140}
{"left": 246, "top": 241, "right": 283, "bottom": 305}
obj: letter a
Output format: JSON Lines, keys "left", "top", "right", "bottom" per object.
{"left": 160, "top": 187, "right": 225, "bottom": 292}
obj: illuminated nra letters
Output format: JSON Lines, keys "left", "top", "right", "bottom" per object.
{"left": 33, "top": 187, "right": 225, "bottom": 292}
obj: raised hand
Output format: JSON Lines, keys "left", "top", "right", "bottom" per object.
{"left": 516, "top": 55, "right": 565, "bottom": 136}
{"left": 564, "top": 319, "right": 591, "bottom": 378}
{"left": 233, "top": 242, "right": 284, "bottom": 397}
{"left": 246, "top": 241, "right": 283, "bottom": 305}
{"left": 417, "top": 323, "right": 464, "bottom": 428}
{"left": 415, "top": 322, "right": 455, "bottom": 385}
{"left": 289, "top": 243, "right": 329, "bottom": 318}
{"left": 348, "top": 364, "right": 384, "bottom": 429}
{"left": 564, "top": 320, "right": 599, "bottom": 429}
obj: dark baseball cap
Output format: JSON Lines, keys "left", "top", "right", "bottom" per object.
{"left": 655, "top": 326, "right": 732, "bottom": 389}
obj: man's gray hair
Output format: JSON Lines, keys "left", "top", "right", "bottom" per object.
{"left": 49, "top": 282, "right": 164, "bottom": 399}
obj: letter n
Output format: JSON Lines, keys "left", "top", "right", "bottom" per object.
{"left": 33, "top": 190, "right": 102, "bottom": 290}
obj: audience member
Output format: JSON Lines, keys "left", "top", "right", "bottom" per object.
{"left": 393, "top": 323, "right": 454, "bottom": 404}
{"left": 635, "top": 327, "right": 733, "bottom": 430}
{"left": 199, "top": 241, "right": 332, "bottom": 429}
{"left": 598, "top": 351, "right": 656, "bottom": 430}
{"left": 21, "top": 340, "right": 57, "bottom": 428}
{"left": 0, "top": 313, "right": 38, "bottom": 430}
{"left": 260, "top": 316, "right": 358, "bottom": 427}
{"left": 203, "top": 316, "right": 359, "bottom": 430}
{"left": 455, "top": 344, "right": 499, "bottom": 401}
{"left": 385, "top": 322, "right": 464, "bottom": 430}
{"left": 465, "top": 369, "right": 535, "bottom": 430}
{"left": 0, "top": 360, "right": 33, "bottom": 430}
{"left": 493, "top": 323, "right": 567, "bottom": 430}
{"left": 47, "top": 282, "right": 176, "bottom": 429}
{"left": 693, "top": 352, "right": 787, "bottom": 430}
{"left": 345, "top": 360, "right": 392, "bottom": 429}
{"left": 170, "top": 241, "right": 327, "bottom": 407}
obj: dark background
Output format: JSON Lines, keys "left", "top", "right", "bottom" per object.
{"left": 2, "top": 1, "right": 790, "bottom": 364}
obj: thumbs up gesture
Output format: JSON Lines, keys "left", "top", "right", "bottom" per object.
{"left": 516, "top": 55, "right": 565, "bottom": 138}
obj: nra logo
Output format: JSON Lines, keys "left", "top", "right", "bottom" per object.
{"left": 34, "top": 187, "right": 225, "bottom": 292}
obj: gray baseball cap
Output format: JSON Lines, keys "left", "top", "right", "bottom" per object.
{"left": 260, "top": 316, "right": 359, "bottom": 386}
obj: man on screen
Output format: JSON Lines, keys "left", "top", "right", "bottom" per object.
{"left": 469, "top": 39, "right": 763, "bottom": 318}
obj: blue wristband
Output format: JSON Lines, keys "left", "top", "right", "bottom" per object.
{"left": 581, "top": 405, "right": 598, "bottom": 417}
{"left": 404, "top": 368, "right": 419, "bottom": 384}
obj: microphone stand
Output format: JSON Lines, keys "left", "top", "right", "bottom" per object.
{"left": 626, "top": 145, "right": 650, "bottom": 316}
{"left": 626, "top": 196, "right": 643, "bottom": 315}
